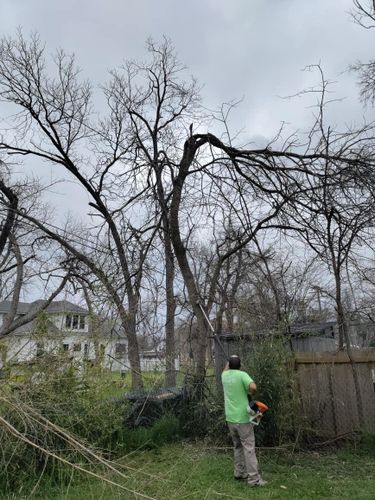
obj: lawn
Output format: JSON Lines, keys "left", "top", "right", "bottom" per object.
{"left": 90, "top": 368, "right": 214, "bottom": 399}
{"left": 31, "top": 441, "right": 375, "bottom": 499}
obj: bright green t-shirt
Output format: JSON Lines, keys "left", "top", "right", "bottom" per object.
{"left": 221, "top": 369, "right": 253, "bottom": 423}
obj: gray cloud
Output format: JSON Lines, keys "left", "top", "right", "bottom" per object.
{"left": 0, "top": 0, "right": 374, "bottom": 218}
{"left": 1, "top": 1, "right": 372, "bottom": 130}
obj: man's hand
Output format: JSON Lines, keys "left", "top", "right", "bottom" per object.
{"left": 223, "top": 361, "right": 230, "bottom": 372}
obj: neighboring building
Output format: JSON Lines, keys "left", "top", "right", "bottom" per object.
{"left": 140, "top": 350, "right": 165, "bottom": 371}
{"left": 212, "top": 320, "right": 375, "bottom": 385}
{"left": 290, "top": 320, "right": 375, "bottom": 349}
{"left": 0, "top": 300, "right": 127, "bottom": 371}
{"left": 289, "top": 321, "right": 337, "bottom": 352}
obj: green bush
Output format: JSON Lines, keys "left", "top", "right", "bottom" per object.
{"left": 360, "top": 432, "right": 375, "bottom": 456}
{"left": 243, "top": 338, "right": 299, "bottom": 446}
{"left": 178, "top": 374, "right": 212, "bottom": 438}
{"left": 0, "top": 353, "right": 187, "bottom": 496}
{"left": 15, "top": 355, "right": 128, "bottom": 453}
{"left": 201, "top": 337, "right": 300, "bottom": 447}
{"left": 122, "top": 415, "right": 181, "bottom": 451}
{"left": 0, "top": 354, "right": 129, "bottom": 495}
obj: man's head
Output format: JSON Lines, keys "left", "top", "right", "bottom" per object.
{"left": 228, "top": 355, "right": 241, "bottom": 370}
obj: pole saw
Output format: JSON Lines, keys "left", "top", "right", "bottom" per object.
{"left": 196, "top": 301, "right": 227, "bottom": 358}
{"left": 196, "top": 301, "right": 269, "bottom": 425}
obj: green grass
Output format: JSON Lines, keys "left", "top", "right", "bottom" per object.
{"left": 26, "top": 441, "right": 375, "bottom": 499}
{"left": 86, "top": 369, "right": 188, "bottom": 399}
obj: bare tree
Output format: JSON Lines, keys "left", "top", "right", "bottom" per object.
{"left": 104, "top": 38, "right": 202, "bottom": 385}
{"left": 285, "top": 143, "right": 375, "bottom": 348}
{"left": 2, "top": 32, "right": 375, "bottom": 385}
{"left": 0, "top": 179, "right": 18, "bottom": 257}
{"left": 0, "top": 32, "right": 159, "bottom": 388}
{"left": 0, "top": 175, "right": 71, "bottom": 338}
{"left": 351, "top": 1, "right": 375, "bottom": 103}
{"left": 351, "top": 1, "right": 375, "bottom": 29}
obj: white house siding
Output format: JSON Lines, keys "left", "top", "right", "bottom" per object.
{"left": 1, "top": 333, "right": 179, "bottom": 375}
{"left": 5, "top": 337, "right": 34, "bottom": 363}
{"left": 1, "top": 335, "right": 127, "bottom": 366}
{"left": 101, "top": 339, "right": 129, "bottom": 371}
{"left": 3, "top": 337, "right": 64, "bottom": 364}
{"left": 0, "top": 306, "right": 176, "bottom": 374}
{"left": 139, "top": 355, "right": 180, "bottom": 372}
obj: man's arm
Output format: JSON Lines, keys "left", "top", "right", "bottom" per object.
{"left": 248, "top": 381, "right": 257, "bottom": 395}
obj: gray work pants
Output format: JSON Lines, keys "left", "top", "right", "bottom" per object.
{"left": 227, "top": 422, "right": 261, "bottom": 485}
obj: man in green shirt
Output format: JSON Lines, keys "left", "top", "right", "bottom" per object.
{"left": 222, "top": 355, "right": 266, "bottom": 487}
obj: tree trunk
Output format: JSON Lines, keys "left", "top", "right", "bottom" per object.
{"left": 119, "top": 303, "right": 143, "bottom": 389}
{"left": 164, "top": 236, "right": 176, "bottom": 386}
{"left": 0, "top": 179, "right": 18, "bottom": 257}
{"left": 154, "top": 162, "right": 177, "bottom": 387}
{"left": 169, "top": 137, "right": 209, "bottom": 378}
{"left": 334, "top": 269, "right": 345, "bottom": 349}
{"left": 333, "top": 264, "right": 365, "bottom": 426}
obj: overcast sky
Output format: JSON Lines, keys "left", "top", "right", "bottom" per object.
{"left": 1, "top": 0, "right": 374, "bottom": 135}
{"left": 0, "top": 4, "right": 374, "bottom": 210}
{"left": 1, "top": 1, "right": 374, "bottom": 209}
{"left": 1, "top": 0, "right": 374, "bottom": 300}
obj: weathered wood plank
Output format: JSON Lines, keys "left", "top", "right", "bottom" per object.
{"left": 295, "top": 351, "right": 375, "bottom": 437}
{"left": 294, "top": 349, "right": 375, "bottom": 364}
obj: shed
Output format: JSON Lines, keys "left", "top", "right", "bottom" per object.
{"left": 213, "top": 322, "right": 338, "bottom": 385}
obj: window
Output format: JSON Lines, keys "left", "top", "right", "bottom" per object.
{"left": 79, "top": 316, "right": 85, "bottom": 330}
{"left": 65, "top": 314, "right": 86, "bottom": 331}
{"left": 83, "top": 343, "right": 89, "bottom": 358}
{"left": 115, "top": 343, "right": 127, "bottom": 358}
{"left": 72, "top": 315, "right": 78, "bottom": 329}
{"left": 62, "top": 343, "right": 69, "bottom": 351}
{"left": 36, "top": 342, "right": 44, "bottom": 357}
{"left": 73, "top": 343, "right": 81, "bottom": 352}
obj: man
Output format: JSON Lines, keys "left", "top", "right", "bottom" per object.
{"left": 221, "top": 355, "right": 266, "bottom": 487}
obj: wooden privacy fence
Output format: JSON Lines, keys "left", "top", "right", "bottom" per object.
{"left": 295, "top": 349, "right": 375, "bottom": 438}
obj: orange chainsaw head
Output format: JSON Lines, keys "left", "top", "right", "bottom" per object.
{"left": 254, "top": 401, "right": 269, "bottom": 413}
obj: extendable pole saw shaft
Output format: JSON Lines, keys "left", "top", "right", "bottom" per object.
{"left": 196, "top": 301, "right": 228, "bottom": 360}
{"left": 197, "top": 301, "right": 270, "bottom": 424}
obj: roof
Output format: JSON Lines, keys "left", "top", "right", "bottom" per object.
{"left": 0, "top": 300, "right": 88, "bottom": 315}
{"left": 215, "top": 321, "right": 337, "bottom": 342}
{"left": 141, "top": 350, "right": 160, "bottom": 358}
{"left": 0, "top": 302, "right": 30, "bottom": 314}
{"left": 10, "top": 318, "right": 62, "bottom": 337}
{"left": 289, "top": 321, "right": 336, "bottom": 336}
{"left": 0, "top": 300, "right": 130, "bottom": 339}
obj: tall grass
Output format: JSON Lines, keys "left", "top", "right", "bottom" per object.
{"left": 0, "top": 353, "right": 182, "bottom": 496}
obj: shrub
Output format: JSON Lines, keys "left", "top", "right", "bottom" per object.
{"left": 0, "top": 353, "right": 187, "bottom": 496}
{"left": 15, "top": 354, "right": 128, "bottom": 452}
{"left": 360, "top": 432, "right": 375, "bottom": 456}
{"left": 242, "top": 337, "right": 300, "bottom": 446}
{"left": 0, "top": 353, "right": 129, "bottom": 495}
{"left": 178, "top": 374, "right": 212, "bottom": 438}
{"left": 201, "top": 337, "right": 300, "bottom": 447}
{"left": 122, "top": 415, "right": 181, "bottom": 451}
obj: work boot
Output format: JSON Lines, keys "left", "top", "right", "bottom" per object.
{"left": 249, "top": 478, "right": 267, "bottom": 487}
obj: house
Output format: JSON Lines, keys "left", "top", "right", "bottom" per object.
{"left": 0, "top": 300, "right": 178, "bottom": 373}
{"left": 0, "top": 300, "right": 129, "bottom": 371}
